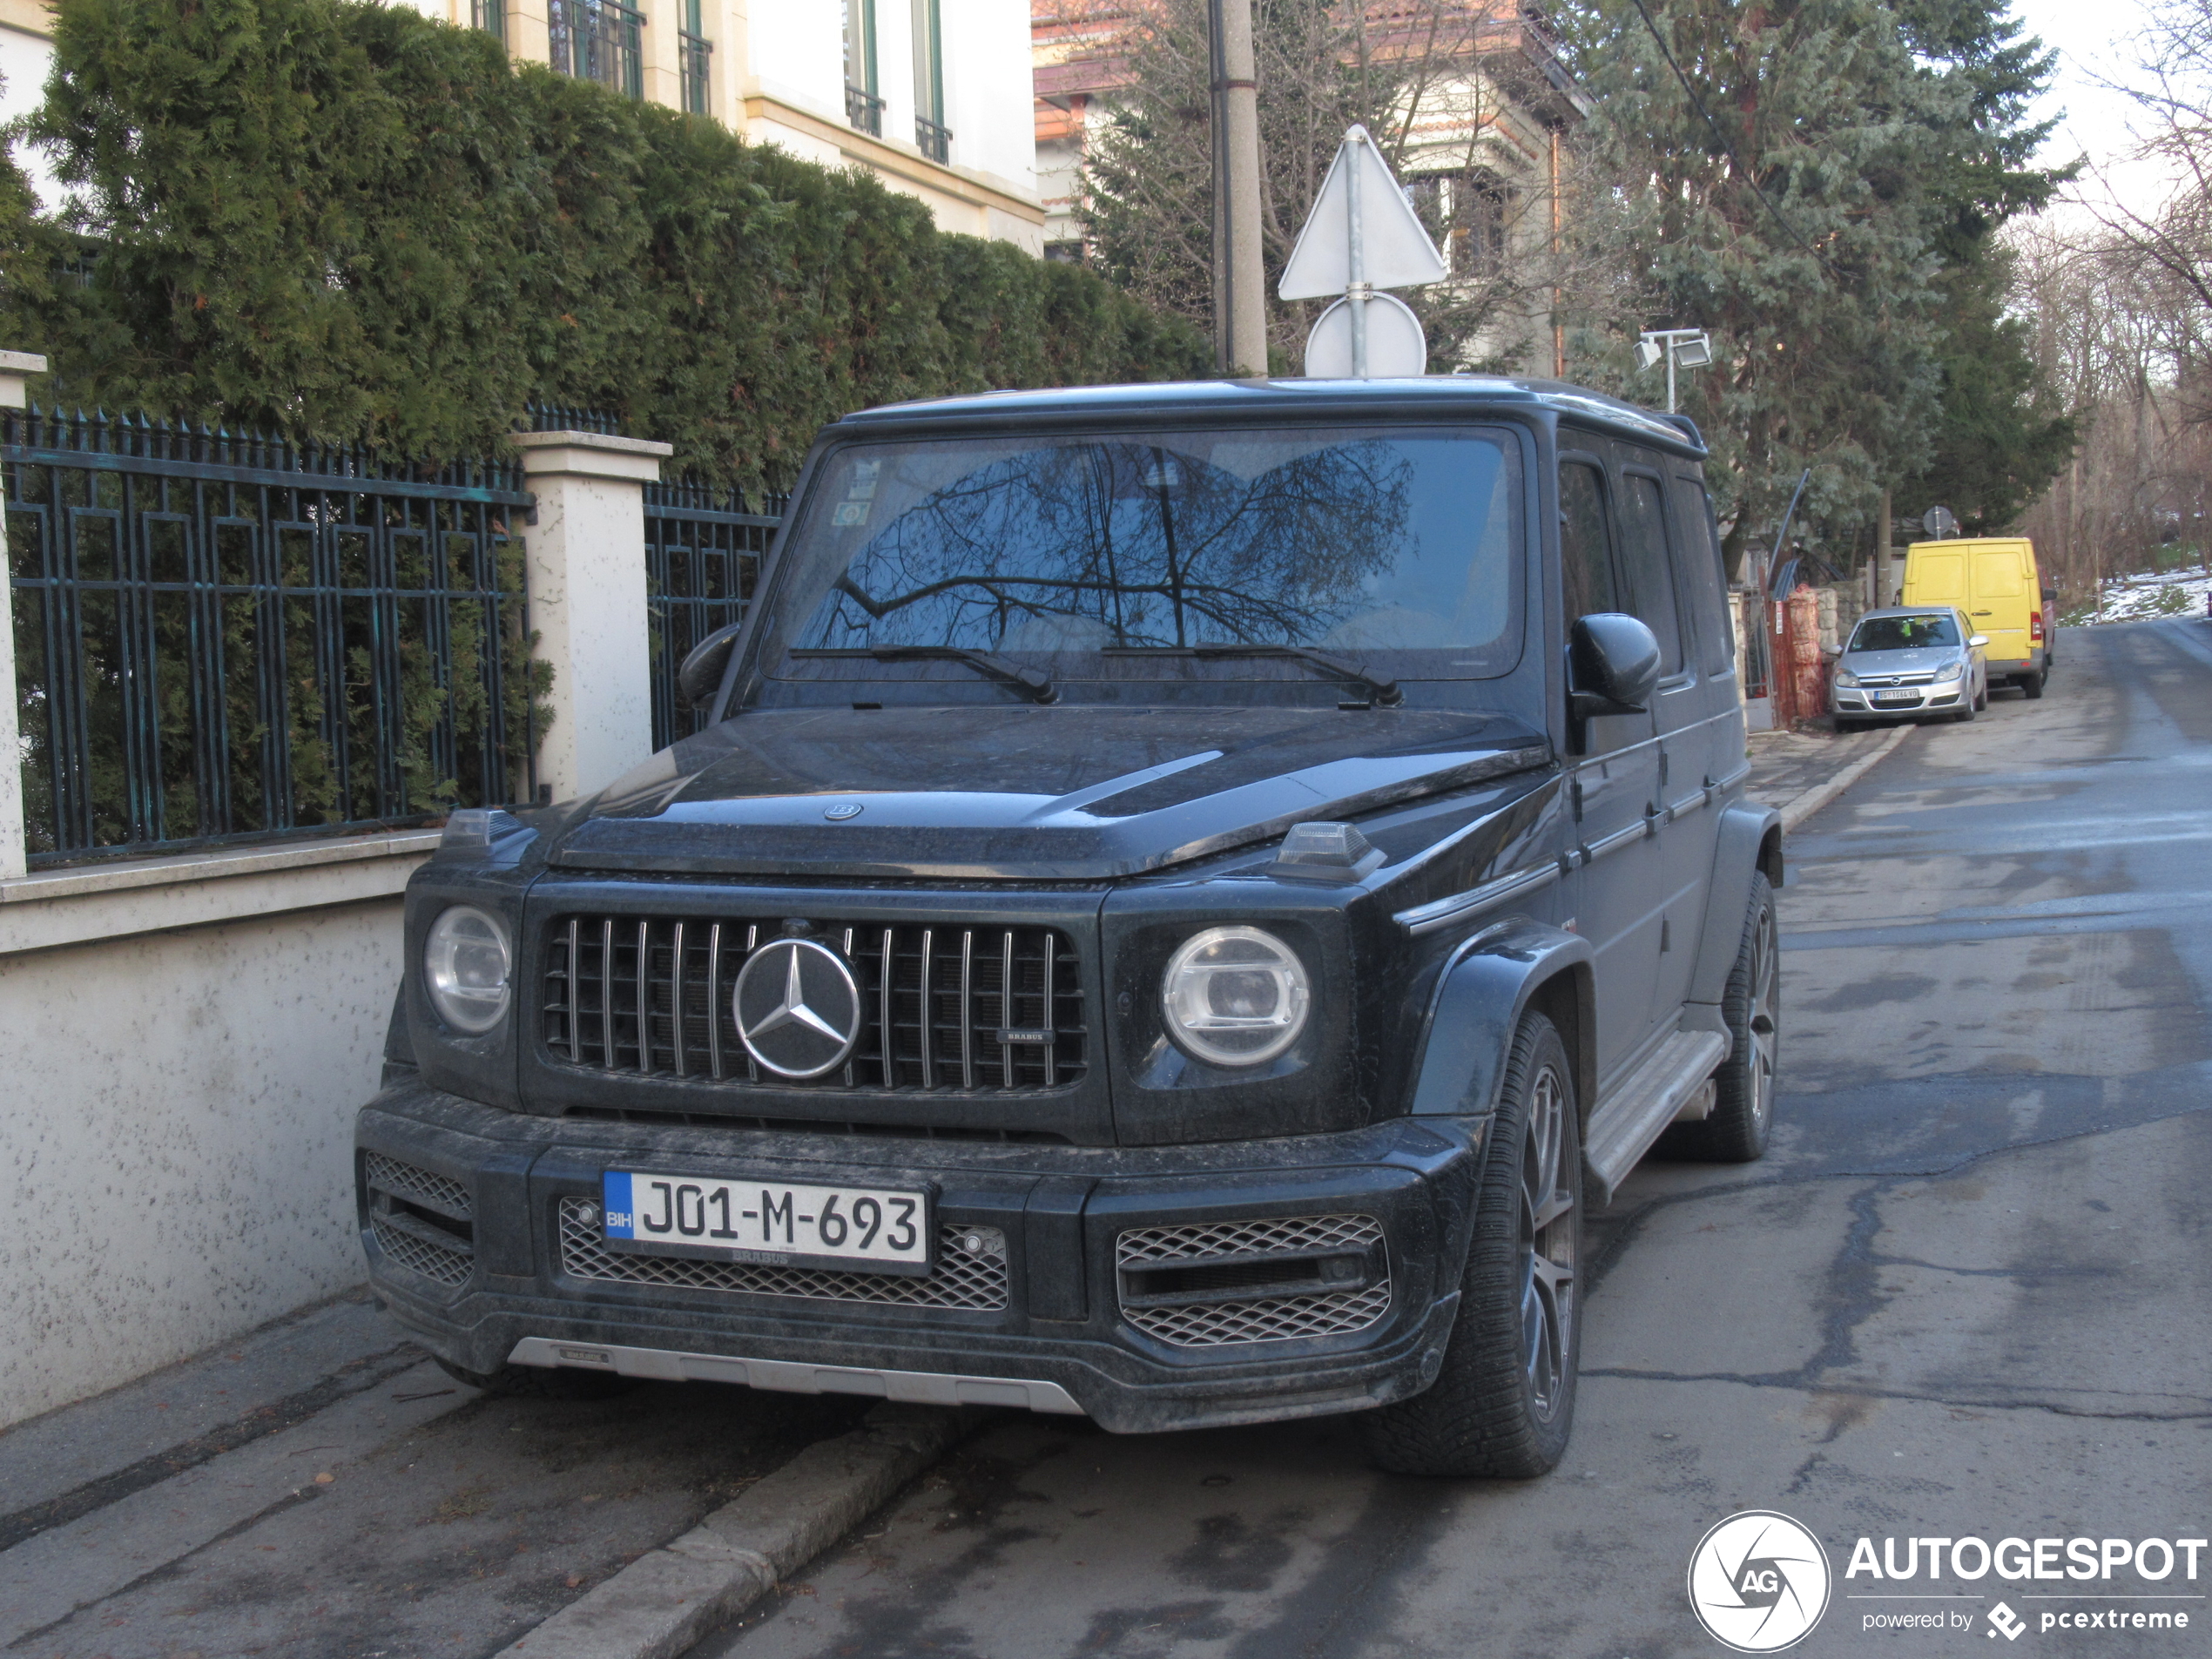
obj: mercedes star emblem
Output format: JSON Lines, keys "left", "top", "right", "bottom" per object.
{"left": 732, "top": 937, "right": 863, "bottom": 1078}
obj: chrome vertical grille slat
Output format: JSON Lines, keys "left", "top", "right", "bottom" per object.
{"left": 541, "top": 914, "right": 1086, "bottom": 1093}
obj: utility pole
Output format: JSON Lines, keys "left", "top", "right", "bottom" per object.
{"left": 1206, "top": 0, "right": 1267, "bottom": 376}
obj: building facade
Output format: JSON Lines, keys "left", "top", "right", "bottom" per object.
{"left": 0, "top": 0, "right": 1044, "bottom": 249}
{"left": 1033, "top": 0, "right": 1586, "bottom": 366}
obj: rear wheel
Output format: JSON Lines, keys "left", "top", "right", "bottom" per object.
{"left": 1665, "top": 872, "right": 1777, "bottom": 1163}
{"left": 2020, "top": 671, "right": 2046, "bottom": 700}
{"left": 1362, "top": 1012, "right": 1580, "bottom": 1479}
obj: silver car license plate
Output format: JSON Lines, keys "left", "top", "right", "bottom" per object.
{"left": 600, "top": 1171, "right": 932, "bottom": 1275}
{"left": 1872, "top": 690, "right": 1919, "bottom": 706}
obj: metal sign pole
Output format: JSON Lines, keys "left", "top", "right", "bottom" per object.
{"left": 1347, "top": 129, "right": 1367, "bottom": 378}
{"left": 1666, "top": 346, "right": 1677, "bottom": 415}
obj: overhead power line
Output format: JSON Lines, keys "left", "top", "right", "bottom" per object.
{"left": 1622, "top": 0, "right": 1824, "bottom": 261}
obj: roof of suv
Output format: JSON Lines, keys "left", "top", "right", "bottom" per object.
{"left": 837, "top": 375, "right": 1707, "bottom": 458}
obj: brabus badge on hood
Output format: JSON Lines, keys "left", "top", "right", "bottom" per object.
{"left": 823, "top": 802, "right": 864, "bottom": 820}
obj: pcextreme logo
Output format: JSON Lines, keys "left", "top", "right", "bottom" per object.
{"left": 1688, "top": 1510, "right": 1834, "bottom": 1652}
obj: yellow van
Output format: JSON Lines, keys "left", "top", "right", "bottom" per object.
{"left": 1900, "top": 536, "right": 2054, "bottom": 698}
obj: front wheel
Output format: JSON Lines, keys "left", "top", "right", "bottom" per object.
{"left": 1361, "top": 1012, "right": 1581, "bottom": 1479}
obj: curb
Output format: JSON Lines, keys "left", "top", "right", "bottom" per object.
{"left": 1777, "top": 724, "right": 1912, "bottom": 833}
{"left": 500, "top": 1401, "right": 972, "bottom": 1659}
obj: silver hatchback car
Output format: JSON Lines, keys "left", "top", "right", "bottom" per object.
{"left": 1831, "top": 606, "right": 1989, "bottom": 729}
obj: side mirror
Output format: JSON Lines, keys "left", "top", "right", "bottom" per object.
{"left": 1967, "top": 634, "right": 1989, "bottom": 649}
{"left": 2040, "top": 586, "right": 2058, "bottom": 604}
{"left": 1569, "top": 613, "right": 1662, "bottom": 721}
{"left": 676, "top": 622, "right": 745, "bottom": 714}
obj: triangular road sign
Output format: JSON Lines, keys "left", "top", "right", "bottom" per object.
{"left": 1278, "top": 125, "right": 1449, "bottom": 300}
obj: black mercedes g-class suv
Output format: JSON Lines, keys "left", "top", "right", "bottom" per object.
{"left": 361, "top": 376, "right": 1782, "bottom": 1478}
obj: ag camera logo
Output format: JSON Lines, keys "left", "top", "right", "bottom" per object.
{"left": 1689, "top": 1510, "right": 1833, "bottom": 1652}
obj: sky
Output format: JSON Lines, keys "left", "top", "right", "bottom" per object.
{"left": 2008, "top": 0, "right": 2170, "bottom": 208}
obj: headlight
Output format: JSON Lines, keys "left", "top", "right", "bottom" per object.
{"left": 1833, "top": 668, "right": 1859, "bottom": 687}
{"left": 1934, "top": 659, "right": 1966, "bottom": 682}
{"left": 1161, "top": 926, "right": 1312, "bottom": 1066}
{"left": 424, "top": 905, "right": 512, "bottom": 1033}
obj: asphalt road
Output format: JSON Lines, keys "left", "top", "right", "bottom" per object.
{"left": 698, "top": 618, "right": 2212, "bottom": 1659}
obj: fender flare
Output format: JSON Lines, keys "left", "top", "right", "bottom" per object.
{"left": 1689, "top": 801, "right": 1783, "bottom": 1006}
{"left": 1406, "top": 920, "right": 1595, "bottom": 1123}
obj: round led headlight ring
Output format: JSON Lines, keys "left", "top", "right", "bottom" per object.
{"left": 1161, "top": 925, "right": 1312, "bottom": 1067}
{"left": 424, "top": 904, "right": 513, "bottom": 1034}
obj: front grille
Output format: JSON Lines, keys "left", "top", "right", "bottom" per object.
{"left": 365, "top": 1152, "right": 470, "bottom": 1218}
{"left": 1116, "top": 1214, "right": 1392, "bottom": 1348}
{"left": 558, "top": 1197, "right": 1008, "bottom": 1310}
{"left": 1856, "top": 671, "right": 1936, "bottom": 687}
{"left": 543, "top": 916, "right": 1085, "bottom": 1092}
{"left": 372, "top": 1220, "right": 474, "bottom": 1287}
{"left": 364, "top": 1154, "right": 474, "bottom": 1290}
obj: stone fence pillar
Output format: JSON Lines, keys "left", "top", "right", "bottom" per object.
{"left": 0, "top": 350, "right": 49, "bottom": 880}
{"left": 509, "top": 429, "right": 676, "bottom": 804}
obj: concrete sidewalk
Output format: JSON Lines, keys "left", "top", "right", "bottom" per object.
{"left": 1743, "top": 719, "right": 1910, "bottom": 832}
{"left": 0, "top": 1292, "right": 878, "bottom": 1658}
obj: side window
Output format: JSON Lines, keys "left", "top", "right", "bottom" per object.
{"left": 1672, "top": 476, "right": 1733, "bottom": 671}
{"left": 1618, "top": 473, "right": 1685, "bottom": 675}
{"left": 1559, "top": 460, "right": 1617, "bottom": 620}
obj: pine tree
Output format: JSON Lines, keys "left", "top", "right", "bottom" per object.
{"left": 1558, "top": 0, "right": 1959, "bottom": 572}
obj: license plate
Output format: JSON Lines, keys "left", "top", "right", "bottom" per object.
{"left": 601, "top": 1172, "right": 932, "bottom": 1275}
{"left": 1872, "top": 690, "right": 1919, "bottom": 705}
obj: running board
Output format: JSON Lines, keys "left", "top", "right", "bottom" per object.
{"left": 1583, "top": 1029, "right": 1730, "bottom": 1204}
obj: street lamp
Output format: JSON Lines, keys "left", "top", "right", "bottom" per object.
{"left": 1635, "top": 328, "right": 1713, "bottom": 414}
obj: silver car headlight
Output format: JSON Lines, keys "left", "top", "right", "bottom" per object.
{"left": 1161, "top": 926, "right": 1312, "bottom": 1067}
{"left": 1934, "top": 659, "right": 1966, "bottom": 683}
{"left": 424, "top": 905, "right": 512, "bottom": 1033}
{"left": 1833, "top": 668, "right": 1859, "bottom": 687}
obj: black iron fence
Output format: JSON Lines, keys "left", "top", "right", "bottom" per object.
{"left": 643, "top": 479, "right": 782, "bottom": 752}
{"left": 4, "top": 407, "right": 543, "bottom": 867}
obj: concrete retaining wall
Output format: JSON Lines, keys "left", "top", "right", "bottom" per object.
{"left": 0, "top": 841, "right": 431, "bottom": 1431}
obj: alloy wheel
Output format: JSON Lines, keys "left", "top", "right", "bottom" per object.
{"left": 1519, "top": 1062, "right": 1577, "bottom": 1420}
{"left": 1748, "top": 902, "right": 1779, "bottom": 1131}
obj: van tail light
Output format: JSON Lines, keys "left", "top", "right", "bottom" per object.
{"left": 2030, "top": 610, "right": 2045, "bottom": 644}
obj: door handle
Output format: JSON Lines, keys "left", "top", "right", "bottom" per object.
{"left": 1972, "top": 610, "right": 1993, "bottom": 616}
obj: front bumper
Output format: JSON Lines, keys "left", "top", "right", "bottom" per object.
{"left": 1834, "top": 685, "right": 1964, "bottom": 716}
{"left": 356, "top": 1082, "right": 1483, "bottom": 1433}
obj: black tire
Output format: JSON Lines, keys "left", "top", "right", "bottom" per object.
{"left": 2020, "top": 671, "right": 2046, "bottom": 700}
{"left": 1953, "top": 699, "right": 1974, "bottom": 723}
{"left": 1974, "top": 685, "right": 1988, "bottom": 711}
{"left": 1361, "top": 1012, "right": 1581, "bottom": 1479}
{"left": 434, "top": 1356, "right": 644, "bottom": 1400}
{"left": 1665, "top": 871, "right": 1777, "bottom": 1163}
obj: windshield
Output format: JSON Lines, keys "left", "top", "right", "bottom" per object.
{"left": 752, "top": 426, "right": 1524, "bottom": 698}
{"left": 1851, "top": 614, "right": 1960, "bottom": 651}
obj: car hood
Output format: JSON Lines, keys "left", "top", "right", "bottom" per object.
{"left": 547, "top": 705, "right": 1550, "bottom": 880}
{"left": 1841, "top": 647, "right": 1962, "bottom": 674}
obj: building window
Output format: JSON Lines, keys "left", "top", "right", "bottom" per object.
{"left": 550, "top": 0, "right": 644, "bottom": 100}
{"left": 844, "top": 0, "right": 883, "bottom": 136}
{"left": 1406, "top": 171, "right": 1510, "bottom": 277}
{"left": 679, "top": 0, "right": 711, "bottom": 115}
{"left": 470, "top": 0, "right": 505, "bottom": 45}
{"left": 912, "top": 0, "right": 950, "bottom": 161}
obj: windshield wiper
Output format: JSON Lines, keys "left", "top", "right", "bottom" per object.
{"left": 1109, "top": 644, "right": 1401, "bottom": 706}
{"left": 790, "top": 646, "right": 1057, "bottom": 705}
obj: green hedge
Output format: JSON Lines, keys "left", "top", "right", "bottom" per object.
{"left": 1, "top": 0, "right": 1209, "bottom": 490}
